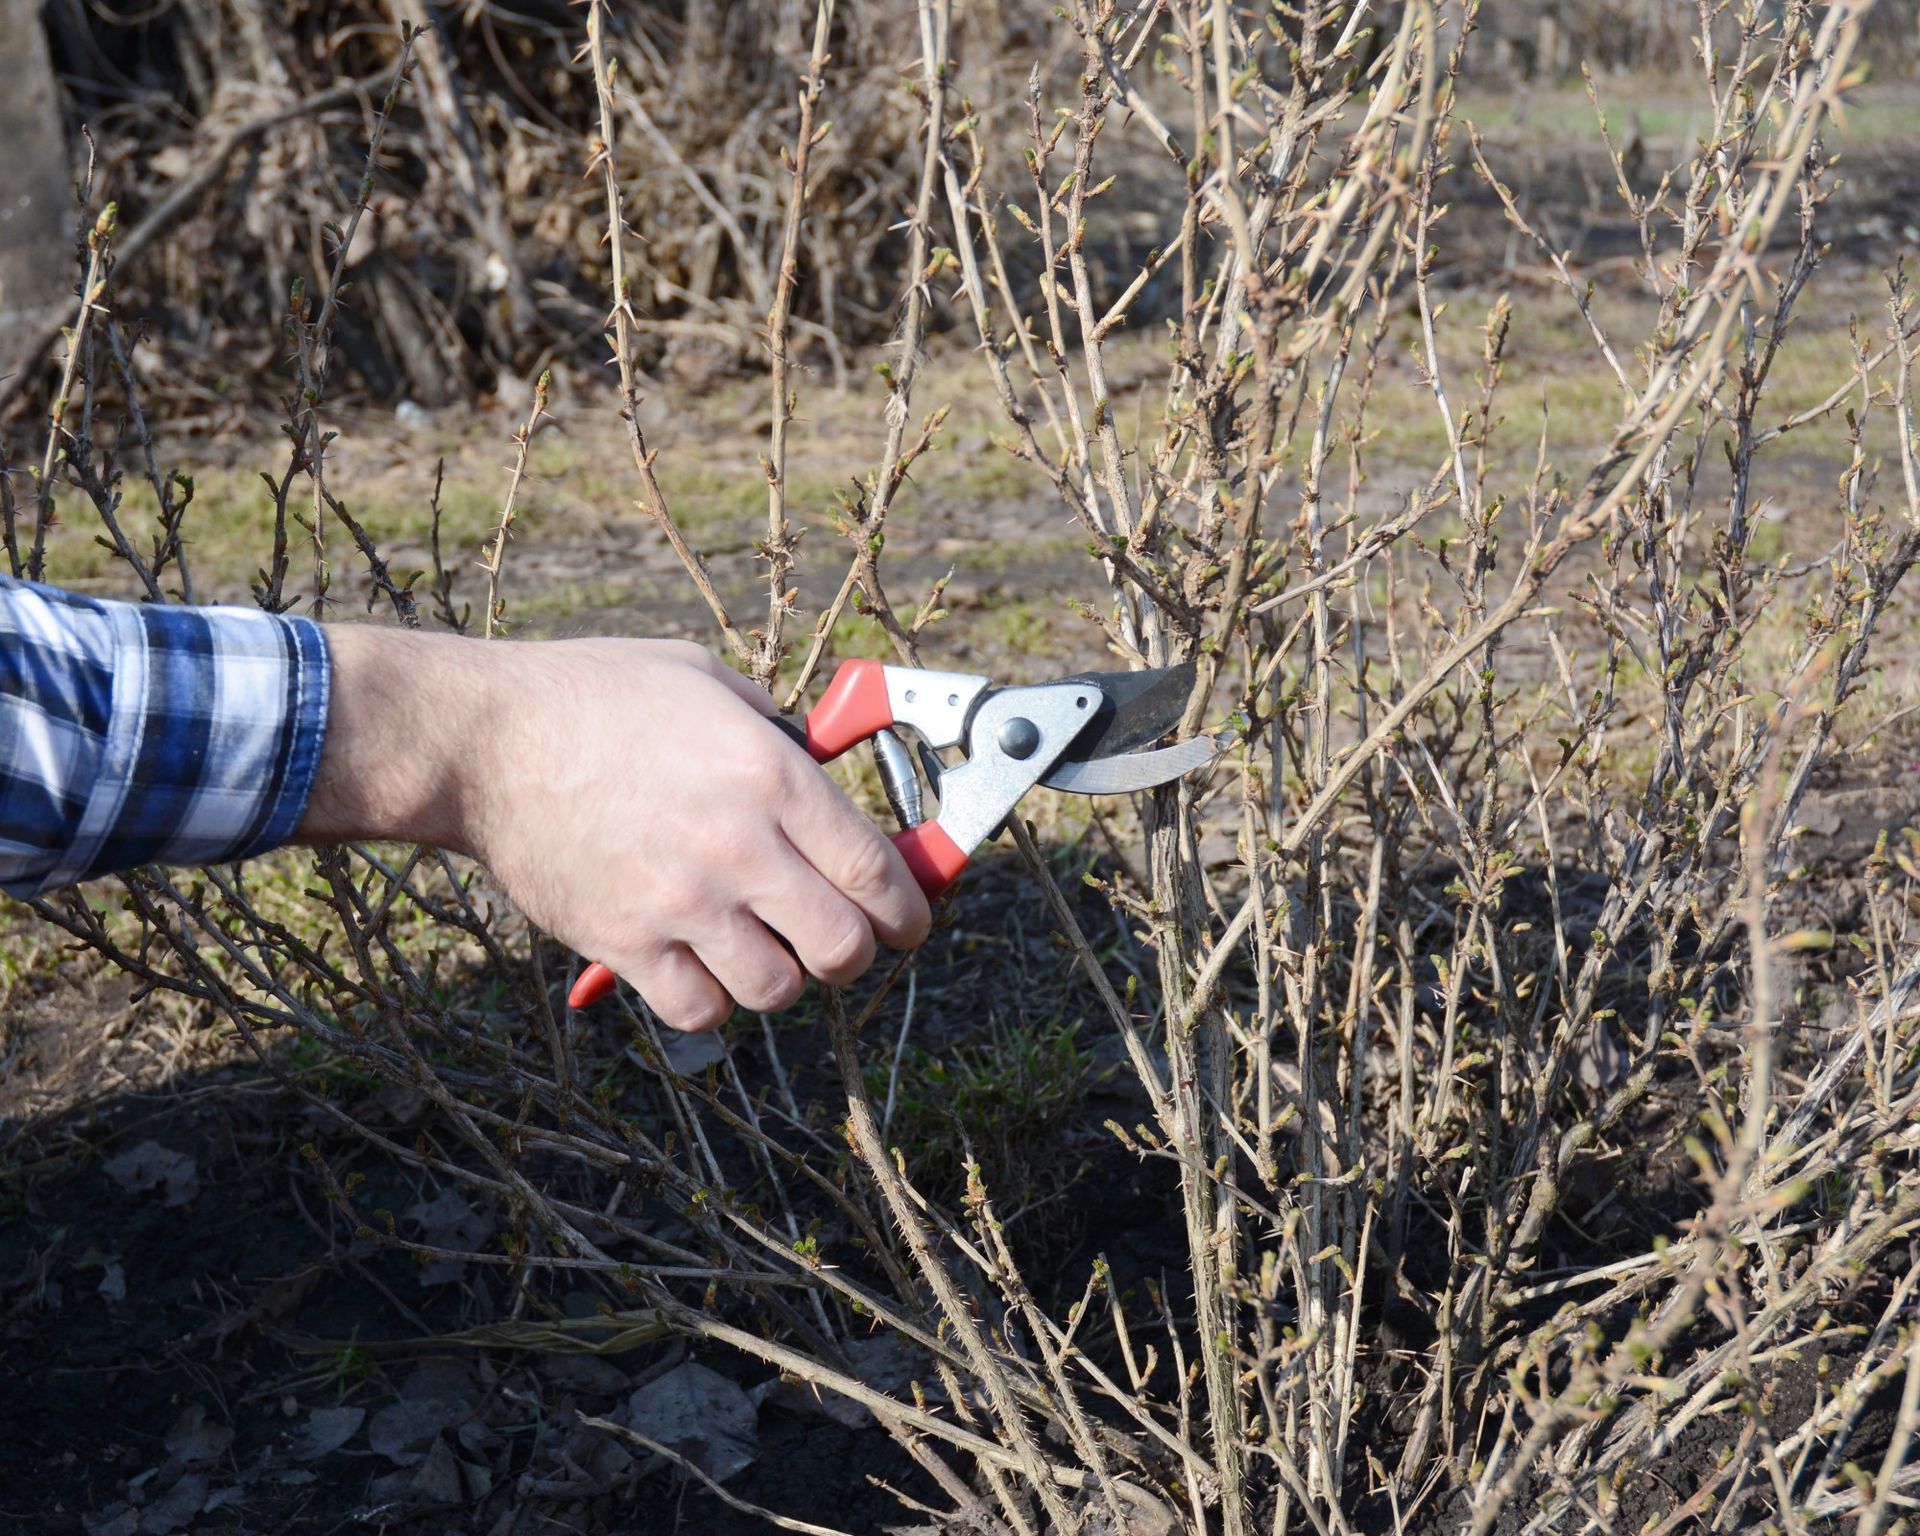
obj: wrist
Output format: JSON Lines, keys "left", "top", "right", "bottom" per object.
{"left": 296, "top": 624, "right": 502, "bottom": 855}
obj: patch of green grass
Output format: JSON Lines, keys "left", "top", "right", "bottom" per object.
{"left": 312, "top": 1336, "right": 374, "bottom": 1400}
{"left": 650, "top": 462, "right": 773, "bottom": 541}
{"left": 867, "top": 1010, "right": 1094, "bottom": 1209}
{"left": 509, "top": 575, "right": 676, "bottom": 630}
{"left": 1458, "top": 82, "right": 1703, "bottom": 144}
{"left": 41, "top": 465, "right": 509, "bottom": 602}
{"left": 945, "top": 446, "right": 1049, "bottom": 504}
{"left": 603, "top": 460, "right": 857, "bottom": 549}
{"left": 977, "top": 594, "right": 1063, "bottom": 656}
{"left": 1744, "top": 517, "right": 1787, "bottom": 567}
{"left": 38, "top": 428, "right": 839, "bottom": 604}
{"left": 280, "top": 1033, "right": 383, "bottom": 1094}
{"left": 1458, "top": 80, "right": 1920, "bottom": 149}
{"left": 944, "top": 534, "right": 1084, "bottom": 576}
{"left": 0, "top": 900, "right": 58, "bottom": 997}
{"left": 1348, "top": 284, "right": 1884, "bottom": 478}
{"left": 811, "top": 602, "right": 911, "bottom": 664}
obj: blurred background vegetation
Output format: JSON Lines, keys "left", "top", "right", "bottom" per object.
{"left": 2, "top": 0, "right": 1915, "bottom": 413}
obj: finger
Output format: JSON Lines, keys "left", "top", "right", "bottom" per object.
{"left": 775, "top": 759, "right": 932, "bottom": 949}
{"left": 778, "top": 776, "right": 932, "bottom": 951}
{"left": 694, "top": 915, "right": 806, "bottom": 1014}
{"left": 750, "top": 862, "right": 876, "bottom": 987}
{"left": 632, "top": 945, "right": 735, "bottom": 1033}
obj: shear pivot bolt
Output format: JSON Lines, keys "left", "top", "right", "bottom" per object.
{"left": 998, "top": 717, "right": 1041, "bottom": 759}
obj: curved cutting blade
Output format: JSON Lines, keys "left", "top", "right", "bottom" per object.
{"left": 1040, "top": 732, "right": 1233, "bottom": 795}
{"left": 1050, "top": 659, "right": 1197, "bottom": 764}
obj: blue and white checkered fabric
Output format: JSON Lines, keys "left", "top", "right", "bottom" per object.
{"left": 0, "top": 576, "right": 330, "bottom": 898}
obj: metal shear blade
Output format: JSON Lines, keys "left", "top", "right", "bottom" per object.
{"left": 1048, "top": 658, "right": 1197, "bottom": 762}
{"left": 1040, "top": 730, "right": 1231, "bottom": 795}
{"left": 1031, "top": 658, "right": 1226, "bottom": 793}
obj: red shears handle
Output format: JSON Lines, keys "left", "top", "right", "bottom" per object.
{"left": 568, "top": 661, "right": 965, "bottom": 1009}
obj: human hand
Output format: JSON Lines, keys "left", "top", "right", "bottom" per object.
{"left": 301, "top": 629, "right": 931, "bottom": 1029}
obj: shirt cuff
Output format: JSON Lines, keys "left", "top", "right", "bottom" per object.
{"left": 50, "top": 598, "right": 329, "bottom": 892}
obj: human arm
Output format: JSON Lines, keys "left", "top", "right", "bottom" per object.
{"left": 0, "top": 576, "right": 929, "bottom": 1029}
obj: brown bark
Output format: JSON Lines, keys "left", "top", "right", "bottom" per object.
{"left": 0, "top": 0, "right": 72, "bottom": 378}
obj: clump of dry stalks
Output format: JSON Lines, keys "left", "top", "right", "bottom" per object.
{"left": 31, "top": 1, "right": 1910, "bottom": 415}
{"left": 11, "top": 1, "right": 1920, "bottom": 1532}
{"left": 8, "top": 0, "right": 1014, "bottom": 412}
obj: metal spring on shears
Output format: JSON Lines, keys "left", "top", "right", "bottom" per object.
{"left": 870, "top": 728, "right": 923, "bottom": 830}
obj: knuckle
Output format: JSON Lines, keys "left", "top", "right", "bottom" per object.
{"left": 834, "top": 826, "right": 898, "bottom": 899}
{"left": 738, "top": 960, "right": 802, "bottom": 1014}
{"left": 809, "top": 915, "right": 874, "bottom": 983}
{"left": 730, "top": 741, "right": 795, "bottom": 803}
{"left": 894, "top": 893, "right": 933, "bottom": 948}
{"left": 637, "top": 957, "right": 733, "bottom": 1033}
{"left": 763, "top": 968, "right": 805, "bottom": 1012}
{"left": 670, "top": 993, "right": 733, "bottom": 1033}
{"left": 701, "top": 824, "right": 763, "bottom": 874}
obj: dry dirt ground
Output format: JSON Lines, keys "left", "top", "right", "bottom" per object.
{"left": 3, "top": 82, "right": 1920, "bottom": 1536}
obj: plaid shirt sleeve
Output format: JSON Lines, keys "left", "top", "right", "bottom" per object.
{"left": 0, "top": 577, "right": 331, "bottom": 898}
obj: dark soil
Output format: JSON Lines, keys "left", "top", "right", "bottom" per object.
{"left": 1398, "top": 1321, "right": 1912, "bottom": 1536}
{"left": 0, "top": 1043, "right": 951, "bottom": 1535}
{"left": 0, "top": 840, "right": 1186, "bottom": 1536}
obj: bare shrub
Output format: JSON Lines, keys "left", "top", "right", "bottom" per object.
{"left": 13, "top": 0, "right": 1042, "bottom": 406}
{"left": 11, "top": 1, "right": 1920, "bottom": 1532}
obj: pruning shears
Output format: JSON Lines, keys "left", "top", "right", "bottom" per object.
{"left": 567, "top": 657, "right": 1229, "bottom": 1009}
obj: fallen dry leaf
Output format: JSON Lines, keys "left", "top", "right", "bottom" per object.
{"left": 368, "top": 1362, "right": 480, "bottom": 1467}
{"left": 97, "top": 1259, "right": 126, "bottom": 1306}
{"left": 623, "top": 1361, "right": 757, "bottom": 1483}
{"left": 292, "top": 1404, "right": 365, "bottom": 1461}
{"left": 103, "top": 1142, "right": 199, "bottom": 1208}
{"left": 163, "top": 1405, "right": 233, "bottom": 1467}
{"left": 139, "top": 1471, "right": 209, "bottom": 1535}
{"left": 402, "top": 1188, "right": 497, "bottom": 1287}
